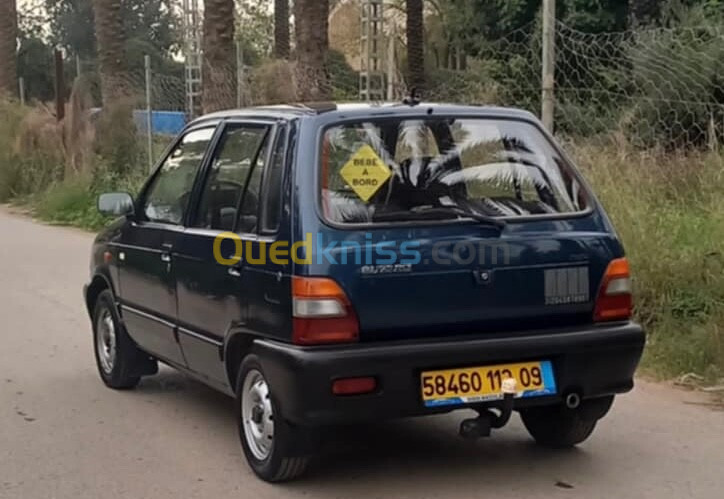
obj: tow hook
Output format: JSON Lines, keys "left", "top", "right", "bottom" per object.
{"left": 459, "top": 379, "right": 517, "bottom": 440}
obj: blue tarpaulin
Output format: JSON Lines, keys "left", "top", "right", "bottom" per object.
{"left": 133, "top": 110, "right": 186, "bottom": 135}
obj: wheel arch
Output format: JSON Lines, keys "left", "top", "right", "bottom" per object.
{"left": 223, "top": 331, "right": 256, "bottom": 391}
{"left": 85, "top": 273, "right": 116, "bottom": 318}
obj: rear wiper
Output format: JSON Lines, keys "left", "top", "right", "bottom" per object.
{"left": 373, "top": 205, "right": 506, "bottom": 229}
{"left": 412, "top": 205, "right": 507, "bottom": 229}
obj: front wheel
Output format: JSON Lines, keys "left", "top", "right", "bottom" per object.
{"left": 236, "top": 354, "right": 314, "bottom": 482}
{"left": 92, "top": 290, "right": 155, "bottom": 389}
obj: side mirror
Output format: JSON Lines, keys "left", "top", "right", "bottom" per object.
{"left": 98, "top": 192, "right": 135, "bottom": 217}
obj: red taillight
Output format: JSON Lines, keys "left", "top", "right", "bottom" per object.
{"left": 594, "top": 258, "right": 633, "bottom": 322}
{"left": 332, "top": 377, "right": 376, "bottom": 395}
{"left": 292, "top": 277, "right": 359, "bottom": 345}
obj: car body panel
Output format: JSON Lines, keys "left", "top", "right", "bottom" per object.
{"left": 117, "top": 222, "right": 186, "bottom": 365}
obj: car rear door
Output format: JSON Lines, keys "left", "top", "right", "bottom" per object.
{"left": 173, "top": 119, "right": 285, "bottom": 385}
{"left": 117, "top": 125, "right": 216, "bottom": 365}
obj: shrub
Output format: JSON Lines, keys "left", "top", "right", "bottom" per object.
{"left": 94, "top": 99, "right": 143, "bottom": 176}
{"left": 574, "top": 143, "right": 724, "bottom": 379}
{"left": 32, "top": 177, "right": 107, "bottom": 230}
{"left": 0, "top": 100, "right": 64, "bottom": 201}
{"left": 328, "top": 49, "right": 358, "bottom": 101}
{"left": 249, "top": 59, "right": 298, "bottom": 105}
{"left": 624, "top": 24, "right": 724, "bottom": 149}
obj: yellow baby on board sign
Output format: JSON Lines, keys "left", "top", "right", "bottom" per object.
{"left": 339, "top": 144, "right": 392, "bottom": 202}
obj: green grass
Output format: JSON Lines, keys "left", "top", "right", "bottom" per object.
{"left": 31, "top": 178, "right": 108, "bottom": 230}
{"left": 28, "top": 168, "right": 147, "bottom": 231}
{"left": 0, "top": 99, "right": 158, "bottom": 230}
{"left": 574, "top": 144, "right": 724, "bottom": 381}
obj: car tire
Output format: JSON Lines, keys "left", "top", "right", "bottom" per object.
{"left": 92, "top": 290, "right": 151, "bottom": 389}
{"left": 236, "top": 353, "right": 313, "bottom": 482}
{"left": 520, "top": 402, "right": 601, "bottom": 448}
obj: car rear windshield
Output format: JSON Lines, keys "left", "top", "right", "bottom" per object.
{"left": 320, "top": 117, "right": 587, "bottom": 225}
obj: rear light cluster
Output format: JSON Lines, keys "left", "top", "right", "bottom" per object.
{"left": 292, "top": 276, "right": 360, "bottom": 345}
{"left": 594, "top": 258, "right": 633, "bottom": 322}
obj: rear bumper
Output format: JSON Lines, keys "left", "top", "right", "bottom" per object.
{"left": 254, "top": 322, "right": 645, "bottom": 426}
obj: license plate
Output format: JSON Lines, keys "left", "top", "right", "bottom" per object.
{"left": 421, "top": 360, "right": 556, "bottom": 407}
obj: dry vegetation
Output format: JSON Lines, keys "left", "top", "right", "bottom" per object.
{"left": 0, "top": 94, "right": 147, "bottom": 229}
{"left": 0, "top": 95, "right": 722, "bottom": 381}
{"left": 574, "top": 143, "right": 724, "bottom": 380}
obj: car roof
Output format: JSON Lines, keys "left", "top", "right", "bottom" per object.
{"left": 188, "top": 102, "right": 538, "bottom": 127}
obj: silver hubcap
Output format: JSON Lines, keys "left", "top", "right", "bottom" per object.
{"left": 96, "top": 308, "right": 116, "bottom": 374}
{"left": 241, "top": 369, "right": 274, "bottom": 460}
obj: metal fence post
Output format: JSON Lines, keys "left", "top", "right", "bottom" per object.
{"left": 236, "top": 40, "right": 244, "bottom": 108}
{"left": 54, "top": 49, "right": 65, "bottom": 121}
{"left": 541, "top": 0, "right": 556, "bottom": 132}
{"left": 18, "top": 77, "right": 25, "bottom": 106}
{"left": 145, "top": 55, "right": 154, "bottom": 171}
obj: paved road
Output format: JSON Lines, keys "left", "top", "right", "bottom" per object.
{"left": 1, "top": 208, "right": 723, "bottom": 499}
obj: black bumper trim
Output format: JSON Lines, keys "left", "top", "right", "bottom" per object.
{"left": 252, "top": 322, "right": 645, "bottom": 426}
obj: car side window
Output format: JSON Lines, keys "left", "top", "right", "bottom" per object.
{"left": 143, "top": 127, "right": 215, "bottom": 225}
{"left": 195, "top": 124, "right": 271, "bottom": 232}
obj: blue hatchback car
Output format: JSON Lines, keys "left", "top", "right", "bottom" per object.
{"left": 85, "top": 102, "right": 645, "bottom": 482}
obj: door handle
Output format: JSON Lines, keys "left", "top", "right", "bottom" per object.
{"left": 228, "top": 266, "right": 242, "bottom": 277}
{"left": 160, "top": 242, "right": 173, "bottom": 263}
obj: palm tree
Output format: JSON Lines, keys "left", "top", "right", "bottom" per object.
{"left": 0, "top": 0, "right": 18, "bottom": 97}
{"left": 91, "top": 0, "right": 129, "bottom": 104}
{"left": 629, "top": 0, "right": 661, "bottom": 25}
{"left": 274, "top": 0, "right": 290, "bottom": 59}
{"left": 295, "top": 0, "right": 331, "bottom": 101}
{"left": 202, "top": 0, "right": 236, "bottom": 113}
{"left": 406, "top": 0, "right": 425, "bottom": 92}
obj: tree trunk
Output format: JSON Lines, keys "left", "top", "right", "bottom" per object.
{"left": 91, "top": 0, "right": 130, "bottom": 104}
{"left": 201, "top": 0, "right": 237, "bottom": 113}
{"left": 294, "top": 0, "right": 331, "bottom": 102}
{"left": 406, "top": 0, "right": 425, "bottom": 92}
{"left": 202, "top": 0, "right": 236, "bottom": 113}
{"left": 274, "top": 0, "right": 290, "bottom": 59}
{"left": 0, "top": 0, "right": 18, "bottom": 98}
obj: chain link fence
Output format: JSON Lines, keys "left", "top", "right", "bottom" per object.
{"left": 63, "top": 20, "right": 723, "bottom": 158}
{"left": 425, "top": 21, "right": 724, "bottom": 150}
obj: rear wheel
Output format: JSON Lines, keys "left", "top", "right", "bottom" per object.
{"left": 520, "top": 397, "right": 614, "bottom": 448}
{"left": 236, "top": 354, "right": 313, "bottom": 482}
{"left": 92, "top": 290, "right": 155, "bottom": 389}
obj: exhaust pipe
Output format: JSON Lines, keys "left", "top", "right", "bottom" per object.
{"left": 565, "top": 392, "right": 581, "bottom": 409}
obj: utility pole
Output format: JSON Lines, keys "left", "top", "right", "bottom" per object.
{"left": 360, "top": 0, "right": 385, "bottom": 102}
{"left": 18, "top": 77, "right": 25, "bottom": 106}
{"left": 236, "top": 40, "right": 245, "bottom": 108}
{"left": 541, "top": 0, "right": 556, "bottom": 132}
{"left": 182, "top": 0, "right": 203, "bottom": 118}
